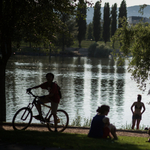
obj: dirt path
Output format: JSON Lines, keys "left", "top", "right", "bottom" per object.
{"left": 2, "top": 124, "right": 149, "bottom": 138}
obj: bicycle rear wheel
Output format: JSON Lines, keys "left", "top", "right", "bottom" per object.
{"left": 12, "top": 107, "right": 33, "bottom": 130}
{"left": 47, "top": 109, "right": 69, "bottom": 132}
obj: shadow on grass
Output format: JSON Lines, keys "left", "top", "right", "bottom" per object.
{"left": 0, "top": 130, "right": 149, "bottom": 150}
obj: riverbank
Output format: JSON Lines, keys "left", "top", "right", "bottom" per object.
{"left": 13, "top": 47, "right": 88, "bottom": 57}
{"left": 2, "top": 122, "right": 148, "bottom": 137}
{"left": 1, "top": 122, "right": 150, "bottom": 150}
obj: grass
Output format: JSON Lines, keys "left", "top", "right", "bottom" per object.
{"left": 71, "top": 40, "right": 118, "bottom": 49}
{"left": 70, "top": 114, "right": 148, "bottom": 131}
{"left": 0, "top": 130, "right": 150, "bottom": 150}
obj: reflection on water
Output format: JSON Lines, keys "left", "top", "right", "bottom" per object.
{"left": 6, "top": 55, "right": 150, "bottom": 128}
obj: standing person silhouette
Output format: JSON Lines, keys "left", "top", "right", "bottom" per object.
{"left": 131, "top": 94, "right": 146, "bottom": 130}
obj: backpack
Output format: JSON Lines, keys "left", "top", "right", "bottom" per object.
{"left": 54, "top": 82, "right": 62, "bottom": 99}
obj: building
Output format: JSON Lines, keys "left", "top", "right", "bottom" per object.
{"left": 128, "top": 16, "right": 150, "bottom": 25}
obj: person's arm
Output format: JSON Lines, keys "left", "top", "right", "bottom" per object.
{"left": 27, "top": 85, "right": 41, "bottom": 92}
{"left": 30, "top": 85, "right": 41, "bottom": 89}
{"left": 141, "top": 103, "right": 146, "bottom": 115}
{"left": 131, "top": 102, "right": 135, "bottom": 114}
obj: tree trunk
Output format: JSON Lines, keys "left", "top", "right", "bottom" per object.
{"left": 79, "top": 40, "right": 81, "bottom": 48}
{"left": 0, "top": 63, "right": 6, "bottom": 125}
{"left": 62, "top": 33, "right": 65, "bottom": 52}
{"left": 0, "top": 36, "right": 12, "bottom": 129}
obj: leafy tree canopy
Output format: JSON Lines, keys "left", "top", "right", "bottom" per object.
{"left": 111, "top": 17, "right": 150, "bottom": 91}
{"left": 0, "top": 0, "right": 93, "bottom": 123}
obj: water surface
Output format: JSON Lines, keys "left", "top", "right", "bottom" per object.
{"left": 6, "top": 55, "right": 150, "bottom": 128}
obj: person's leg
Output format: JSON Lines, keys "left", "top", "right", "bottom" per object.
{"left": 103, "top": 126, "right": 112, "bottom": 139}
{"left": 132, "top": 119, "right": 136, "bottom": 129}
{"left": 109, "top": 124, "right": 118, "bottom": 140}
{"left": 51, "top": 101, "right": 58, "bottom": 132}
{"left": 35, "top": 96, "right": 49, "bottom": 119}
{"left": 136, "top": 119, "right": 141, "bottom": 130}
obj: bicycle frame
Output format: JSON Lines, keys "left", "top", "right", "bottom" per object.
{"left": 27, "top": 94, "right": 52, "bottom": 122}
{"left": 41, "top": 103, "right": 52, "bottom": 120}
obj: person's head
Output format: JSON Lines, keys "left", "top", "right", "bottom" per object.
{"left": 96, "top": 105, "right": 110, "bottom": 115}
{"left": 46, "top": 73, "right": 54, "bottom": 83}
{"left": 103, "top": 117, "right": 110, "bottom": 124}
{"left": 137, "top": 94, "right": 142, "bottom": 102}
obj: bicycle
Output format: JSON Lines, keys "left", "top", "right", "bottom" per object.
{"left": 12, "top": 90, "right": 69, "bottom": 132}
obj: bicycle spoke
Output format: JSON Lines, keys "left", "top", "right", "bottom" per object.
{"left": 47, "top": 109, "right": 69, "bottom": 132}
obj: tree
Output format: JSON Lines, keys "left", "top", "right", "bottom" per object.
{"left": 103, "top": 3, "right": 110, "bottom": 44}
{"left": 111, "top": 3, "right": 117, "bottom": 37}
{"left": 111, "top": 17, "right": 150, "bottom": 91}
{"left": 86, "top": 22, "right": 93, "bottom": 40}
{"left": 76, "top": 0, "right": 87, "bottom": 48}
{"left": 0, "top": 0, "right": 94, "bottom": 126}
{"left": 93, "top": 1, "right": 101, "bottom": 42}
{"left": 56, "top": 14, "right": 77, "bottom": 51}
{"left": 118, "top": 0, "right": 127, "bottom": 28}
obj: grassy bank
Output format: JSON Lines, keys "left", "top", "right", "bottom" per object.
{"left": 0, "top": 130, "right": 149, "bottom": 150}
{"left": 13, "top": 40, "right": 119, "bottom": 54}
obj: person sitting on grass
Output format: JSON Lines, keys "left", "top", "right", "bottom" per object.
{"left": 88, "top": 105, "right": 118, "bottom": 140}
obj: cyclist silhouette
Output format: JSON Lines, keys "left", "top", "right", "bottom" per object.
{"left": 27, "top": 73, "right": 60, "bottom": 132}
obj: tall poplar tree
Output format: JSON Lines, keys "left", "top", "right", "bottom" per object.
{"left": 118, "top": 0, "right": 127, "bottom": 28}
{"left": 86, "top": 22, "right": 93, "bottom": 40}
{"left": 103, "top": 3, "right": 110, "bottom": 44}
{"left": 76, "top": 0, "right": 87, "bottom": 48}
{"left": 93, "top": 1, "right": 101, "bottom": 42}
{"left": 111, "top": 3, "right": 117, "bottom": 37}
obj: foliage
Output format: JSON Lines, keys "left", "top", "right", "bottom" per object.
{"left": 56, "top": 14, "right": 77, "bottom": 51}
{"left": 103, "top": 3, "right": 110, "bottom": 43}
{"left": 0, "top": 0, "right": 94, "bottom": 123}
{"left": 94, "top": 44, "right": 112, "bottom": 58}
{"left": 71, "top": 115, "right": 82, "bottom": 126}
{"left": 118, "top": 0, "right": 127, "bottom": 28}
{"left": 70, "top": 110, "right": 92, "bottom": 127}
{"left": 120, "top": 122, "right": 148, "bottom": 130}
{"left": 0, "top": 130, "right": 150, "bottom": 150}
{"left": 93, "top": 1, "right": 101, "bottom": 42}
{"left": 83, "top": 118, "right": 92, "bottom": 127}
{"left": 111, "top": 3, "right": 117, "bottom": 37}
{"left": 86, "top": 22, "right": 94, "bottom": 40}
{"left": 88, "top": 42, "right": 98, "bottom": 57}
{"left": 111, "top": 18, "right": 150, "bottom": 91}
{"left": 76, "top": 0, "right": 87, "bottom": 48}
{"left": 88, "top": 42, "right": 111, "bottom": 58}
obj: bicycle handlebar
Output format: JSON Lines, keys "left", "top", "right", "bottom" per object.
{"left": 26, "top": 89, "right": 38, "bottom": 98}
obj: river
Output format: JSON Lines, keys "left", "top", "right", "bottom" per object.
{"left": 6, "top": 55, "right": 150, "bottom": 129}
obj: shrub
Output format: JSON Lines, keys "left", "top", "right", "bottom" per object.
{"left": 88, "top": 42, "right": 112, "bottom": 58}
{"left": 87, "top": 42, "right": 98, "bottom": 57}
{"left": 94, "top": 44, "right": 112, "bottom": 58}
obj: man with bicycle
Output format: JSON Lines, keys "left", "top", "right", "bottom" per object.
{"left": 27, "top": 72, "right": 60, "bottom": 132}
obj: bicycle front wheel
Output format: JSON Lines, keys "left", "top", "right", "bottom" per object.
{"left": 47, "top": 109, "right": 69, "bottom": 132}
{"left": 12, "top": 107, "right": 33, "bottom": 130}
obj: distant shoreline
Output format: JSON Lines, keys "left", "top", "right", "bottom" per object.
{"left": 13, "top": 47, "right": 89, "bottom": 57}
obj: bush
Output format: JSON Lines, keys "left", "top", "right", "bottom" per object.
{"left": 94, "top": 44, "right": 112, "bottom": 58}
{"left": 87, "top": 42, "right": 98, "bottom": 57}
{"left": 88, "top": 43, "right": 112, "bottom": 58}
